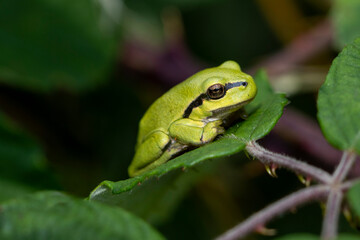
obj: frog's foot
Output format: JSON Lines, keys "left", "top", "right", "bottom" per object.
{"left": 200, "top": 120, "right": 225, "bottom": 144}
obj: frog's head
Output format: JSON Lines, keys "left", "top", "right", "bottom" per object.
{"left": 187, "top": 61, "right": 257, "bottom": 120}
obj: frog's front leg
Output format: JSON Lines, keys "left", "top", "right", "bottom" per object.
{"left": 169, "top": 118, "right": 225, "bottom": 146}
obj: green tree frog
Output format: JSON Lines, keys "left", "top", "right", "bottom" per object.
{"left": 128, "top": 61, "right": 257, "bottom": 177}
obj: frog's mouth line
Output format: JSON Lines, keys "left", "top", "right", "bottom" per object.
{"left": 210, "top": 98, "right": 254, "bottom": 117}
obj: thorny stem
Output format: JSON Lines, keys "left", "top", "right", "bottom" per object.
{"left": 321, "top": 151, "right": 357, "bottom": 240}
{"left": 342, "top": 178, "right": 360, "bottom": 190}
{"left": 332, "top": 151, "right": 357, "bottom": 184}
{"left": 216, "top": 142, "right": 359, "bottom": 240}
{"left": 246, "top": 141, "right": 332, "bottom": 184}
{"left": 216, "top": 186, "right": 330, "bottom": 240}
{"left": 321, "top": 191, "right": 343, "bottom": 240}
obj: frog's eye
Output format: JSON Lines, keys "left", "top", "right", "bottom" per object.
{"left": 207, "top": 84, "right": 225, "bottom": 99}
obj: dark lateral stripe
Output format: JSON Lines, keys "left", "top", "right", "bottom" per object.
{"left": 183, "top": 93, "right": 207, "bottom": 118}
{"left": 182, "top": 81, "right": 247, "bottom": 118}
{"left": 225, "top": 81, "right": 247, "bottom": 90}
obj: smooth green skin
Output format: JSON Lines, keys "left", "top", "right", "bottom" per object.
{"left": 128, "top": 61, "right": 257, "bottom": 177}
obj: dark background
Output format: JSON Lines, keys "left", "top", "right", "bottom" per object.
{"left": 0, "top": 0, "right": 357, "bottom": 239}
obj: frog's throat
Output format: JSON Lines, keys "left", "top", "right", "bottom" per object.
{"left": 209, "top": 98, "right": 253, "bottom": 118}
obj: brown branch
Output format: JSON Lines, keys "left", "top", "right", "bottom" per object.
{"left": 248, "top": 19, "right": 333, "bottom": 77}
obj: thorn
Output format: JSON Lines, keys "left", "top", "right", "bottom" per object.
{"left": 305, "top": 176, "right": 312, "bottom": 187}
{"left": 255, "top": 225, "right": 277, "bottom": 236}
{"left": 297, "top": 174, "right": 308, "bottom": 186}
{"left": 271, "top": 164, "right": 278, "bottom": 177}
{"left": 343, "top": 205, "right": 360, "bottom": 230}
{"left": 297, "top": 174, "right": 305, "bottom": 184}
{"left": 244, "top": 151, "right": 250, "bottom": 159}
{"left": 265, "top": 163, "right": 278, "bottom": 178}
{"left": 297, "top": 174, "right": 312, "bottom": 186}
{"left": 343, "top": 205, "right": 353, "bottom": 223}
{"left": 319, "top": 201, "right": 326, "bottom": 215}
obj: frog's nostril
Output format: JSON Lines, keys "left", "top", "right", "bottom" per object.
{"left": 241, "top": 82, "right": 248, "bottom": 87}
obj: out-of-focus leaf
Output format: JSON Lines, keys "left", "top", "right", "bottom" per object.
{"left": 89, "top": 71, "right": 287, "bottom": 223}
{"left": 0, "top": 191, "right": 165, "bottom": 240}
{"left": 332, "top": 0, "right": 360, "bottom": 49}
{"left": 317, "top": 38, "right": 360, "bottom": 154}
{"left": 0, "top": 0, "right": 122, "bottom": 92}
{"left": 0, "top": 111, "right": 56, "bottom": 189}
{"left": 0, "top": 180, "right": 33, "bottom": 203}
{"left": 348, "top": 181, "right": 360, "bottom": 218}
{"left": 273, "top": 233, "right": 319, "bottom": 240}
{"left": 337, "top": 234, "right": 360, "bottom": 240}
{"left": 182, "top": 1, "right": 280, "bottom": 67}
{"left": 122, "top": 0, "right": 223, "bottom": 48}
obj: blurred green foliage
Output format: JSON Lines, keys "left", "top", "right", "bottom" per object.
{"left": 0, "top": 0, "right": 121, "bottom": 92}
{"left": 348, "top": 182, "right": 360, "bottom": 219}
{"left": 0, "top": 191, "right": 165, "bottom": 240}
{"left": 0, "top": 0, "right": 359, "bottom": 239}
{"left": 332, "top": 0, "right": 360, "bottom": 49}
{"left": 183, "top": 0, "right": 280, "bottom": 66}
{"left": 0, "top": 111, "right": 58, "bottom": 202}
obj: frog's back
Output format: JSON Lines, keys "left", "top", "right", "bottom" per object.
{"left": 136, "top": 73, "right": 206, "bottom": 145}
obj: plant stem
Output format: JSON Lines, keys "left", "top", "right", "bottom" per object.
{"left": 220, "top": 142, "right": 358, "bottom": 240}
{"left": 215, "top": 185, "right": 330, "bottom": 240}
{"left": 332, "top": 151, "right": 357, "bottom": 184}
{"left": 246, "top": 141, "right": 332, "bottom": 184}
{"left": 321, "top": 190, "right": 343, "bottom": 240}
{"left": 320, "top": 150, "right": 357, "bottom": 239}
{"left": 342, "top": 178, "right": 360, "bottom": 190}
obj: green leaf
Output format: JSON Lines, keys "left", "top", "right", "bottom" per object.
{"left": 0, "top": 0, "right": 122, "bottom": 92}
{"left": 317, "top": 38, "right": 360, "bottom": 153}
{"left": 337, "top": 234, "right": 360, "bottom": 240}
{"left": 273, "top": 233, "right": 319, "bottom": 240}
{"left": 0, "top": 191, "right": 165, "bottom": 240}
{"left": 332, "top": 0, "right": 360, "bottom": 49}
{"left": 245, "top": 69, "right": 274, "bottom": 114}
{"left": 347, "top": 181, "right": 360, "bottom": 218}
{"left": 89, "top": 167, "right": 204, "bottom": 224}
{"left": 89, "top": 71, "right": 288, "bottom": 222}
